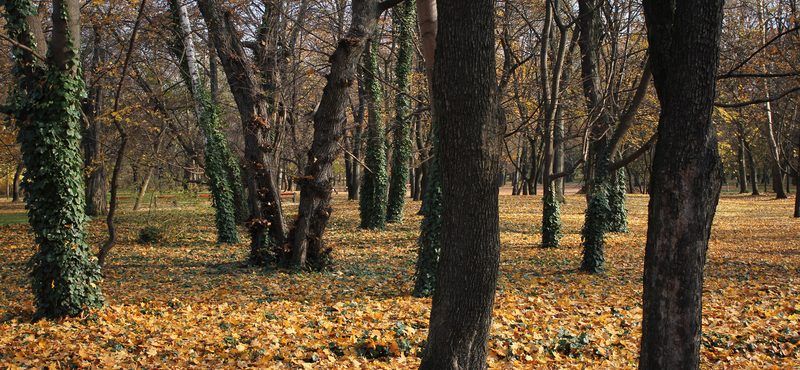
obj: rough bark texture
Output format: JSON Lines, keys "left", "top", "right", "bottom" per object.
{"left": 639, "top": 0, "right": 724, "bottom": 369}
{"left": 288, "top": 0, "right": 388, "bottom": 269}
{"left": 418, "top": 0, "right": 503, "bottom": 368}
{"left": 197, "top": 0, "right": 287, "bottom": 261}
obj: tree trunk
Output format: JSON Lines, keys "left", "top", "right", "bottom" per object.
{"left": 737, "top": 136, "right": 748, "bottom": 193}
{"left": 639, "top": 0, "right": 724, "bottom": 368}
{"left": 11, "top": 159, "right": 23, "bottom": 203}
{"left": 132, "top": 167, "right": 153, "bottom": 210}
{"left": 348, "top": 77, "right": 367, "bottom": 201}
{"left": 4, "top": 0, "right": 106, "bottom": 318}
{"left": 83, "top": 25, "right": 108, "bottom": 217}
{"left": 359, "top": 36, "right": 389, "bottom": 230}
{"left": 171, "top": 0, "right": 240, "bottom": 243}
{"left": 197, "top": 0, "right": 287, "bottom": 263}
{"left": 385, "top": 0, "right": 415, "bottom": 223}
{"left": 418, "top": 0, "right": 503, "bottom": 368}
{"left": 288, "top": 0, "right": 395, "bottom": 269}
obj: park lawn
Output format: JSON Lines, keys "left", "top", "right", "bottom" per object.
{"left": 0, "top": 193, "right": 798, "bottom": 369}
{"left": 0, "top": 212, "right": 27, "bottom": 225}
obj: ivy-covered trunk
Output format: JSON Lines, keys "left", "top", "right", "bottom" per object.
{"left": 541, "top": 186, "right": 562, "bottom": 249}
{"left": 411, "top": 144, "right": 441, "bottom": 297}
{"left": 359, "top": 36, "right": 389, "bottom": 230}
{"left": 580, "top": 161, "right": 610, "bottom": 272}
{"left": 171, "top": 0, "right": 240, "bottom": 244}
{"left": 197, "top": 0, "right": 287, "bottom": 264}
{"left": 385, "top": 0, "right": 414, "bottom": 224}
{"left": 2, "top": 0, "right": 105, "bottom": 318}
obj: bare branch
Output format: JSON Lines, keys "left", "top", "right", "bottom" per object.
{"left": 608, "top": 133, "right": 658, "bottom": 172}
{"left": 719, "top": 24, "right": 800, "bottom": 78}
{"left": 378, "top": 0, "right": 405, "bottom": 12}
{"left": 715, "top": 86, "right": 800, "bottom": 108}
{"left": 0, "top": 31, "right": 47, "bottom": 63}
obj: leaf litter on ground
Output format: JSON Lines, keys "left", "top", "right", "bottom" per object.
{"left": 0, "top": 193, "right": 798, "bottom": 369}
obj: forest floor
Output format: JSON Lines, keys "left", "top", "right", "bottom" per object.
{"left": 0, "top": 193, "right": 798, "bottom": 369}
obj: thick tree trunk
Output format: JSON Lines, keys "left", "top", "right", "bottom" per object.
{"left": 639, "top": 0, "right": 724, "bottom": 368}
{"left": 5, "top": 0, "right": 106, "bottom": 318}
{"left": 418, "top": 0, "right": 503, "bottom": 368}
{"left": 288, "top": 0, "right": 397, "bottom": 269}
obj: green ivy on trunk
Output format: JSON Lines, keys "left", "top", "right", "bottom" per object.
{"left": 2, "top": 0, "right": 105, "bottom": 318}
{"left": 541, "top": 185, "right": 562, "bottom": 249}
{"left": 359, "top": 36, "right": 388, "bottom": 230}
{"left": 386, "top": 0, "right": 415, "bottom": 224}
{"left": 412, "top": 150, "right": 441, "bottom": 297}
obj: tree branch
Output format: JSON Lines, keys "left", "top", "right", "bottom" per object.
{"left": 718, "top": 71, "right": 800, "bottom": 80}
{"left": 719, "top": 24, "right": 800, "bottom": 78}
{"left": 0, "top": 31, "right": 47, "bottom": 63}
{"left": 714, "top": 86, "right": 800, "bottom": 108}
{"left": 608, "top": 133, "right": 658, "bottom": 172}
{"left": 378, "top": 0, "right": 405, "bottom": 12}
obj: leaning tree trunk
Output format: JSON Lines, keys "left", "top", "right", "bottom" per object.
{"left": 288, "top": 0, "right": 399, "bottom": 270}
{"left": 197, "top": 0, "right": 287, "bottom": 264}
{"left": 639, "top": 0, "right": 724, "bottom": 368}
{"left": 171, "top": 0, "right": 240, "bottom": 243}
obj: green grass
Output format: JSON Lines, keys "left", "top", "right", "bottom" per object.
{"left": 0, "top": 212, "right": 27, "bottom": 225}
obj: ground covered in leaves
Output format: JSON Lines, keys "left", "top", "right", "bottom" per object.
{"left": 1, "top": 193, "right": 798, "bottom": 369}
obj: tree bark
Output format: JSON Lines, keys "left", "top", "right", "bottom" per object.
{"left": 11, "top": 159, "right": 23, "bottom": 203}
{"left": 418, "top": 0, "right": 503, "bottom": 368}
{"left": 197, "top": 0, "right": 287, "bottom": 259}
{"left": 288, "top": 0, "right": 397, "bottom": 269}
{"left": 83, "top": 25, "right": 108, "bottom": 217}
{"left": 639, "top": 0, "right": 724, "bottom": 368}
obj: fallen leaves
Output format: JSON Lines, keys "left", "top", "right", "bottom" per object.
{"left": 0, "top": 193, "right": 799, "bottom": 368}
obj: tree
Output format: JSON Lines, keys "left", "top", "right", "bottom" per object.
{"left": 418, "top": 0, "right": 504, "bottom": 368}
{"left": 359, "top": 36, "right": 389, "bottom": 230}
{"left": 411, "top": 0, "right": 440, "bottom": 297}
{"left": 82, "top": 24, "right": 108, "bottom": 217}
{"left": 1, "top": 0, "right": 105, "bottom": 317}
{"left": 170, "top": 0, "right": 240, "bottom": 243}
{"left": 385, "top": 0, "right": 415, "bottom": 224}
{"left": 539, "top": 0, "right": 573, "bottom": 249}
{"left": 196, "top": 0, "right": 288, "bottom": 263}
{"left": 287, "top": 0, "right": 402, "bottom": 269}
{"left": 639, "top": 0, "right": 724, "bottom": 368}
